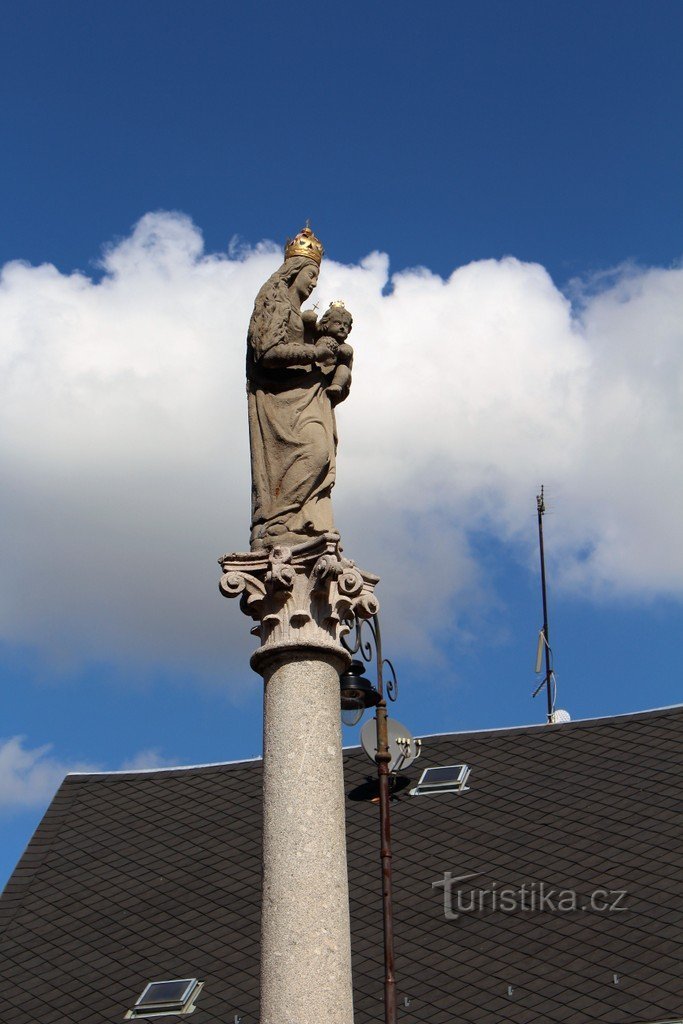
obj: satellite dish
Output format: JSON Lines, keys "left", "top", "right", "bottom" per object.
{"left": 360, "top": 717, "right": 420, "bottom": 773}
{"left": 551, "top": 708, "right": 571, "bottom": 724}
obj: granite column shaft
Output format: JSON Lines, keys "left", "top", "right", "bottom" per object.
{"left": 257, "top": 650, "right": 354, "bottom": 1024}
{"left": 219, "top": 536, "right": 379, "bottom": 1024}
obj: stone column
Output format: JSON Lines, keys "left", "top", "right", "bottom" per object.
{"left": 219, "top": 534, "right": 379, "bottom": 1024}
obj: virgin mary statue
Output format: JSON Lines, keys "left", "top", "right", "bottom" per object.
{"left": 246, "top": 226, "right": 346, "bottom": 551}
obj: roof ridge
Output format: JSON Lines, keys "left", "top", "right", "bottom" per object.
{"left": 405, "top": 702, "right": 683, "bottom": 744}
{"left": 59, "top": 704, "right": 683, "bottom": 780}
{"left": 65, "top": 752, "right": 263, "bottom": 779}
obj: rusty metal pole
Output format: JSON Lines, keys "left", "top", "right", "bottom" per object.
{"left": 375, "top": 693, "right": 397, "bottom": 1024}
{"left": 341, "top": 612, "right": 398, "bottom": 1024}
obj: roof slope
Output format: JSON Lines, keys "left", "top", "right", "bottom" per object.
{"left": 1, "top": 706, "right": 682, "bottom": 1024}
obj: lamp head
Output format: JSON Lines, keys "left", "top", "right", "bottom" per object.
{"left": 340, "top": 660, "right": 380, "bottom": 726}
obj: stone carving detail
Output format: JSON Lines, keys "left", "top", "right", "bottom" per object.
{"left": 219, "top": 533, "right": 379, "bottom": 667}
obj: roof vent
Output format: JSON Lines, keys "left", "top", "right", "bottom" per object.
{"left": 126, "top": 979, "right": 203, "bottom": 1018}
{"left": 550, "top": 708, "right": 571, "bottom": 724}
{"left": 410, "top": 764, "right": 471, "bottom": 796}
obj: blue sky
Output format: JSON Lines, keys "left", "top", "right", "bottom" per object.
{"left": 1, "top": 1, "right": 682, "bottom": 886}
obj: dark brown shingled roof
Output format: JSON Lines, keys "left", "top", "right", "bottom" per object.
{"left": 1, "top": 705, "right": 682, "bottom": 1024}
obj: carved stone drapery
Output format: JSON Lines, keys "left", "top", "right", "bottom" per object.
{"left": 218, "top": 533, "right": 379, "bottom": 671}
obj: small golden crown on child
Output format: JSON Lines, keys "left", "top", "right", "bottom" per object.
{"left": 284, "top": 225, "right": 324, "bottom": 265}
{"left": 329, "top": 300, "right": 346, "bottom": 309}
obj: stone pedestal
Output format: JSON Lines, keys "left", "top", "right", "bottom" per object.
{"left": 219, "top": 534, "right": 379, "bottom": 1024}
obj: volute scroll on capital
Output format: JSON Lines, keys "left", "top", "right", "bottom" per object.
{"left": 218, "top": 535, "right": 380, "bottom": 660}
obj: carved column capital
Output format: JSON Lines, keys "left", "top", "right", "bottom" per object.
{"left": 218, "top": 533, "right": 379, "bottom": 673}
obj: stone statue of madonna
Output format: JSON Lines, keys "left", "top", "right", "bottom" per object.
{"left": 246, "top": 227, "right": 351, "bottom": 550}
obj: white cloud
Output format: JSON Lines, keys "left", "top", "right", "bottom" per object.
{"left": 118, "top": 748, "right": 174, "bottom": 771}
{"left": 0, "top": 736, "right": 176, "bottom": 811}
{"left": 0, "top": 736, "right": 93, "bottom": 809}
{"left": 1, "top": 212, "right": 681, "bottom": 686}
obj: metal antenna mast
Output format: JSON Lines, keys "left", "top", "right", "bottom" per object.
{"left": 534, "top": 486, "right": 554, "bottom": 723}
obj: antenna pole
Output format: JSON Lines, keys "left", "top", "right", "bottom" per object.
{"left": 537, "top": 487, "right": 553, "bottom": 723}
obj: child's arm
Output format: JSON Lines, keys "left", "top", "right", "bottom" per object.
{"left": 336, "top": 343, "right": 354, "bottom": 367}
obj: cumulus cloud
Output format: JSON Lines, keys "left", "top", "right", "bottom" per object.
{"left": 1, "top": 213, "right": 681, "bottom": 688}
{"left": 0, "top": 736, "right": 177, "bottom": 811}
{"left": 118, "top": 749, "right": 175, "bottom": 771}
{"left": 0, "top": 737, "right": 91, "bottom": 809}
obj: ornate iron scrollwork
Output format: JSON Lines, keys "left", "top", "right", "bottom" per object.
{"left": 341, "top": 612, "right": 398, "bottom": 703}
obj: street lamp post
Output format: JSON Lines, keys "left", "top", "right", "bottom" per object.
{"left": 340, "top": 614, "right": 398, "bottom": 1024}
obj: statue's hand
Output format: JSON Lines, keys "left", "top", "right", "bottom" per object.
{"left": 313, "top": 341, "right": 337, "bottom": 361}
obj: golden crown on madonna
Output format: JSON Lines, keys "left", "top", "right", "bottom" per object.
{"left": 284, "top": 225, "right": 324, "bottom": 266}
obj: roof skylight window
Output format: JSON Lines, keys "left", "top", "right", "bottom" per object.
{"left": 410, "top": 764, "right": 471, "bottom": 796}
{"left": 125, "top": 978, "right": 203, "bottom": 1018}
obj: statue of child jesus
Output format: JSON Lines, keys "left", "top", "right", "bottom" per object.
{"left": 304, "top": 301, "right": 354, "bottom": 407}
